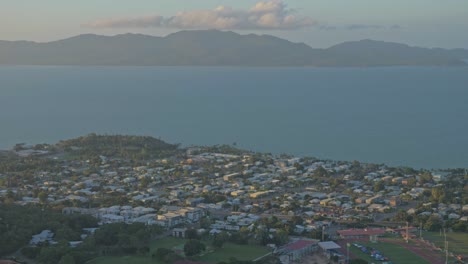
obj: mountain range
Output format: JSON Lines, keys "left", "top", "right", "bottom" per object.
{"left": 1, "top": 30, "right": 467, "bottom": 67}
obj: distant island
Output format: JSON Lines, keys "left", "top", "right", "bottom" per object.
{"left": 1, "top": 30, "right": 468, "bottom": 67}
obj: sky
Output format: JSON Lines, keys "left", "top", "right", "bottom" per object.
{"left": 1, "top": 0, "right": 468, "bottom": 48}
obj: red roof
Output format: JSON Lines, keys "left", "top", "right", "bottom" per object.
{"left": 286, "top": 240, "right": 318, "bottom": 251}
{"left": 391, "top": 227, "right": 417, "bottom": 232}
{"left": 337, "top": 228, "right": 386, "bottom": 236}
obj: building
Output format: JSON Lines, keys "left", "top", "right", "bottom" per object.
{"left": 172, "top": 228, "right": 188, "bottom": 238}
{"left": 156, "top": 213, "right": 184, "bottom": 228}
{"left": 318, "top": 241, "right": 343, "bottom": 262}
{"left": 30, "top": 230, "right": 55, "bottom": 245}
{"left": 337, "top": 228, "right": 386, "bottom": 242}
{"left": 389, "top": 196, "right": 401, "bottom": 206}
{"left": 277, "top": 239, "right": 319, "bottom": 262}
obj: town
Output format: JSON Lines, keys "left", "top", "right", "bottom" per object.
{"left": 0, "top": 134, "right": 467, "bottom": 264}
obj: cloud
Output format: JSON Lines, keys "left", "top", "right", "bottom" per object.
{"left": 85, "top": 16, "right": 164, "bottom": 28}
{"left": 83, "top": 1, "right": 316, "bottom": 30}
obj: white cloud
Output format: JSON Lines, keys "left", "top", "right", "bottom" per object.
{"left": 83, "top": 1, "right": 316, "bottom": 30}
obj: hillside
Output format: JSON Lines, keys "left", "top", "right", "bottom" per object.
{"left": 56, "top": 134, "right": 180, "bottom": 160}
{"left": 0, "top": 30, "right": 467, "bottom": 67}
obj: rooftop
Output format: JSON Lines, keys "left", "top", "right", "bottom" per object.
{"left": 285, "top": 239, "right": 318, "bottom": 251}
{"left": 337, "top": 228, "right": 386, "bottom": 236}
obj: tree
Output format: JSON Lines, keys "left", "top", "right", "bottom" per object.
{"left": 419, "top": 172, "right": 433, "bottom": 184}
{"left": 373, "top": 180, "right": 385, "bottom": 192}
{"left": 424, "top": 215, "right": 443, "bottom": 231}
{"left": 184, "top": 240, "right": 205, "bottom": 256}
{"left": 38, "top": 243, "right": 69, "bottom": 264}
{"left": 200, "top": 217, "right": 212, "bottom": 229}
{"left": 153, "top": 248, "right": 173, "bottom": 260}
{"left": 213, "top": 232, "right": 229, "bottom": 249}
{"left": 290, "top": 216, "right": 304, "bottom": 226}
{"left": 186, "top": 229, "right": 199, "bottom": 240}
{"left": 58, "top": 254, "right": 76, "bottom": 264}
{"left": 431, "top": 187, "right": 445, "bottom": 203}
{"left": 313, "top": 166, "right": 328, "bottom": 178}
{"left": 38, "top": 191, "right": 48, "bottom": 204}
{"left": 273, "top": 229, "right": 289, "bottom": 245}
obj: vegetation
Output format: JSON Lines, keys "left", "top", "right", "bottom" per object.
{"left": 93, "top": 222, "right": 162, "bottom": 255}
{"left": 2, "top": 30, "right": 468, "bottom": 67}
{"left": 198, "top": 243, "right": 271, "bottom": 263}
{"left": 183, "top": 239, "right": 206, "bottom": 256}
{"left": 89, "top": 236, "right": 272, "bottom": 264}
{"left": 349, "top": 259, "right": 368, "bottom": 264}
{"left": 0, "top": 204, "right": 97, "bottom": 257}
{"left": 56, "top": 134, "right": 180, "bottom": 160}
{"left": 152, "top": 248, "right": 182, "bottom": 263}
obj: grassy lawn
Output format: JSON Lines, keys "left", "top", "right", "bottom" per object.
{"left": 87, "top": 256, "right": 155, "bottom": 264}
{"left": 349, "top": 245, "right": 375, "bottom": 263}
{"left": 196, "top": 243, "right": 271, "bottom": 263}
{"left": 422, "top": 231, "right": 468, "bottom": 255}
{"left": 87, "top": 237, "right": 271, "bottom": 264}
{"left": 150, "top": 237, "right": 190, "bottom": 252}
{"left": 349, "top": 241, "right": 430, "bottom": 264}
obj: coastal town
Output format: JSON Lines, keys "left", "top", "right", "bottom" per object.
{"left": 0, "top": 135, "right": 467, "bottom": 264}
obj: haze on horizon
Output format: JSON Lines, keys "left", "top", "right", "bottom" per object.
{"left": 1, "top": 0, "right": 468, "bottom": 49}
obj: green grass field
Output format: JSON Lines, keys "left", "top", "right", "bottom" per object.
{"left": 422, "top": 231, "right": 468, "bottom": 255}
{"left": 349, "top": 241, "right": 430, "bottom": 264}
{"left": 87, "top": 237, "right": 271, "bottom": 264}
{"left": 87, "top": 256, "right": 151, "bottom": 264}
{"left": 150, "top": 237, "right": 190, "bottom": 251}
{"left": 197, "top": 243, "right": 271, "bottom": 263}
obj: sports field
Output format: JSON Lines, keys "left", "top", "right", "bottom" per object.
{"left": 422, "top": 231, "right": 468, "bottom": 256}
{"left": 348, "top": 241, "right": 431, "bottom": 264}
{"left": 87, "top": 237, "right": 270, "bottom": 264}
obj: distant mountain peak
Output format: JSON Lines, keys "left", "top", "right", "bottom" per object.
{"left": 0, "top": 31, "right": 467, "bottom": 67}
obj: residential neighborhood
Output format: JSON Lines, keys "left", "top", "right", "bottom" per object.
{"left": 0, "top": 135, "right": 467, "bottom": 264}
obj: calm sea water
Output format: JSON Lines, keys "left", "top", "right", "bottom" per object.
{"left": 1, "top": 66, "right": 467, "bottom": 169}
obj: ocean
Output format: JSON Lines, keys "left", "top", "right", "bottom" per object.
{"left": 1, "top": 66, "right": 467, "bottom": 169}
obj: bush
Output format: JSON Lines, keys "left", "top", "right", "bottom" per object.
{"left": 21, "top": 247, "right": 41, "bottom": 259}
{"left": 184, "top": 240, "right": 206, "bottom": 256}
{"left": 153, "top": 248, "right": 174, "bottom": 260}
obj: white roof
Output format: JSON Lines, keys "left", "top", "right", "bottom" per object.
{"left": 318, "top": 241, "right": 341, "bottom": 250}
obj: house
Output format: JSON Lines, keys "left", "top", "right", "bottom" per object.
{"left": 389, "top": 196, "right": 401, "bottom": 206}
{"left": 179, "top": 207, "right": 205, "bottom": 222}
{"left": 172, "top": 228, "right": 188, "bottom": 238}
{"left": 223, "top": 173, "right": 241, "bottom": 181}
{"left": 249, "top": 191, "right": 270, "bottom": 199}
{"left": 156, "top": 213, "right": 184, "bottom": 228}
{"left": 355, "top": 197, "right": 367, "bottom": 204}
{"left": 101, "top": 214, "right": 124, "bottom": 224}
{"left": 30, "top": 230, "right": 55, "bottom": 245}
